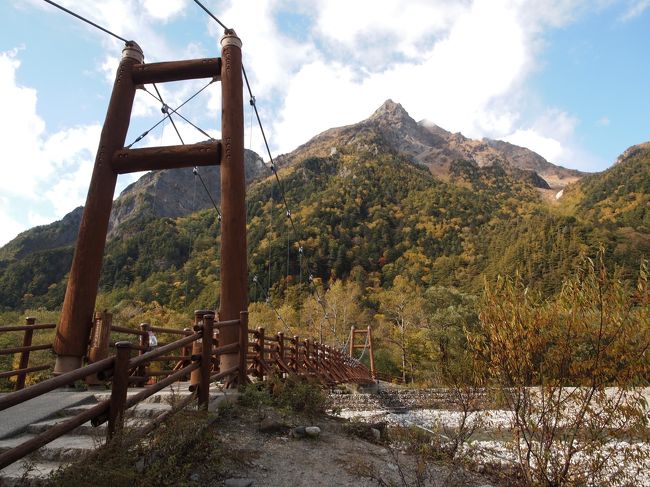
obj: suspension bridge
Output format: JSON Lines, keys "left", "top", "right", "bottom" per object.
{"left": 0, "top": 1, "right": 381, "bottom": 476}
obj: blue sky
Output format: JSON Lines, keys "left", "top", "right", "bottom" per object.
{"left": 0, "top": 0, "right": 649, "bottom": 246}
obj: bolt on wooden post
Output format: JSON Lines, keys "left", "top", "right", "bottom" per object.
{"left": 218, "top": 30, "right": 247, "bottom": 386}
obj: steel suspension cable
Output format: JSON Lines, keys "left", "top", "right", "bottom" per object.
{"left": 43, "top": 0, "right": 130, "bottom": 44}
{"left": 126, "top": 80, "right": 215, "bottom": 148}
{"left": 141, "top": 85, "right": 215, "bottom": 142}
{"left": 195, "top": 2, "right": 337, "bottom": 337}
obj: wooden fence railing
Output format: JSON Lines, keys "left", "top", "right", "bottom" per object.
{"left": 0, "top": 318, "right": 56, "bottom": 390}
{"left": 0, "top": 311, "right": 375, "bottom": 470}
{"left": 0, "top": 311, "right": 245, "bottom": 470}
{"left": 247, "top": 327, "right": 374, "bottom": 385}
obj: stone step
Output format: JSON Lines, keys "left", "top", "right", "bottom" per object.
{"left": 0, "top": 434, "right": 101, "bottom": 462}
{"left": 64, "top": 401, "right": 174, "bottom": 419}
{"left": 26, "top": 417, "right": 148, "bottom": 436}
{"left": 91, "top": 382, "right": 196, "bottom": 404}
{"left": 0, "top": 459, "right": 62, "bottom": 487}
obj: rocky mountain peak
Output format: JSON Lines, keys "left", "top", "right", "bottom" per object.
{"left": 369, "top": 99, "right": 414, "bottom": 124}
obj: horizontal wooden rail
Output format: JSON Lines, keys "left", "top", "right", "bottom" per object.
{"left": 0, "top": 356, "right": 115, "bottom": 412}
{"left": 150, "top": 355, "right": 191, "bottom": 362}
{"left": 128, "top": 332, "right": 200, "bottom": 370}
{"left": 131, "top": 58, "right": 221, "bottom": 85}
{"left": 214, "top": 342, "right": 239, "bottom": 356}
{"left": 0, "top": 400, "right": 110, "bottom": 470}
{"left": 109, "top": 342, "right": 149, "bottom": 351}
{"left": 209, "top": 364, "right": 239, "bottom": 383}
{"left": 125, "top": 364, "right": 199, "bottom": 410}
{"left": 0, "top": 364, "right": 51, "bottom": 379}
{"left": 215, "top": 319, "right": 240, "bottom": 328}
{"left": 148, "top": 326, "right": 192, "bottom": 335}
{"left": 0, "top": 344, "right": 52, "bottom": 355}
{"left": 110, "top": 325, "right": 147, "bottom": 336}
{"left": 0, "top": 324, "right": 56, "bottom": 332}
{"left": 112, "top": 142, "right": 220, "bottom": 174}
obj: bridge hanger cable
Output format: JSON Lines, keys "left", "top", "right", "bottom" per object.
{"left": 192, "top": 0, "right": 230, "bottom": 31}
{"left": 126, "top": 79, "right": 215, "bottom": 149}
{"left": 252, "top": 276, "right": 292, "bottom": 333}
{"left": 196, "top": 2, "right": 337, "bottom": 338}
{"left": 186, "top": 171, "right": 198, "bottom": 300}
{"left": 149, "top": 83, "right": 223, "bottom": 221}
{"left": 141, "top": 86, "right": 215, "bottom": 142}
{"left": 152, "top": 84, "right": 185, "bottom": 145}
{"left": 42, "top": 0, "right": 129, "bottom": 44}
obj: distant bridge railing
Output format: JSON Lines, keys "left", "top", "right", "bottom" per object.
{"left": 248, "top": 327, "right": 374, "bottom": 385}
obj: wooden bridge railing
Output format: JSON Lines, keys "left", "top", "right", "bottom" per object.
{"left": 0, "top": 311, "right": 374, "bottom": 470}
{"left": 0, "top": 318, "right": 56, "bottom": 390}
{"left": 247, "top": 327, "right": 374, "bottom": 385}
{"left": 0, "top": 312, "right": 245, "bottom": 470}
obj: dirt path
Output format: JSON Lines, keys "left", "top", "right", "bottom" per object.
{"left": 209, "top": 413, "right": 494, "bottom": 487}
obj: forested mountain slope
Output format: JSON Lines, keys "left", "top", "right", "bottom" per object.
{"left": 0, "top": 102, "right": 647, "bottom": 312}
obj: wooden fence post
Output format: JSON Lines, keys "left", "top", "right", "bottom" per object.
{"left": 108, "top": 341, "right": 131, "bottom": 440}
{"left": 191, "top": 310, "right": 210, "bottom": 392}
{"left": 255, "top": 327, "right": 265, "bottom": 380}
{"left": 199, "top": 313, "right": 214, "bottom": 409}
{"left": 238, "top": 311, "right": 248, "bottom": 384}
{"left": 277, "top": 332, "right": 285, "bottom": 363}
{"left": 86, "top": 311, "right": 112, "bottom": 386}
{"left": 291, "top": 336, "right": 299, "bottom": 372}
{"left": 367, "top": 325, "right": 376, "bottom": 381}
{"left": 15, "top": 317, "right": 35, "bottom": 391}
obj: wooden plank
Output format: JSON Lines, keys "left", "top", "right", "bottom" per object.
{"left": 112, "top": 142, "right": 221, "bottom": 174}
{"left": 131, "top": 58, "right": 221, "bottom": 85}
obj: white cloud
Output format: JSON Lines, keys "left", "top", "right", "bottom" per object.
{"left": 0, "top": 48, "right": 103, "bottom": 245}
{"left": 217, "top": 0, "right": 315, "bottom": 98}
{"left": 273, "top": 0, "right": 532, "bottom": 153}
{"left": 503, "top": 108, "right": 578, "bottom": 164}
{"left": 142, "top": 0, "right": 188, "bottom": 22}
{"left": 0, "top": 197, "right": 26, "bottom": 247}
{"left": 504, "top": 129, "right": 565, "bottom": 162}
{"left": 620, "top": 0, "right": 650, "bottom": 20}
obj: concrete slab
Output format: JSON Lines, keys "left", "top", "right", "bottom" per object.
{"left": 0, "top": 391, "right": 97, "bottom": 440}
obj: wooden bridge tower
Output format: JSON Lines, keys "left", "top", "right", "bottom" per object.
{"left": 349, "top": 325, "right": 376, "bottom": 380}
{"left": 53, "top": 31, "right": 247, "bottom": 384}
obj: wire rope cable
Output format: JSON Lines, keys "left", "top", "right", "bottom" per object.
{"left": 43, "top": 0, "right": 130, "bottom": 44}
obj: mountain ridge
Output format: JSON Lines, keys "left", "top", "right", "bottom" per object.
{"left": 0, "top": 101, "right": 647, "bottom": 311}
{"left": 277, "top": 99, "right": 585, "bottom": 190}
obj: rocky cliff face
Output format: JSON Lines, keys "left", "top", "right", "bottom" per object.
{"left": 0, "top": 149, "right": 266, "bottom": 260}
{"left": 108, "top": 149, "right": 266, "bottom": 235}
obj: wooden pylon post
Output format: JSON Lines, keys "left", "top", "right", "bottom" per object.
{"left": 218, "top": 29, "right": 247, "bottom": 386}
{"left": 53, "top": 43, "right": 143, "bottom": 375}
{"left": 367, "top": 325, "right": 375, "bottom": 380}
